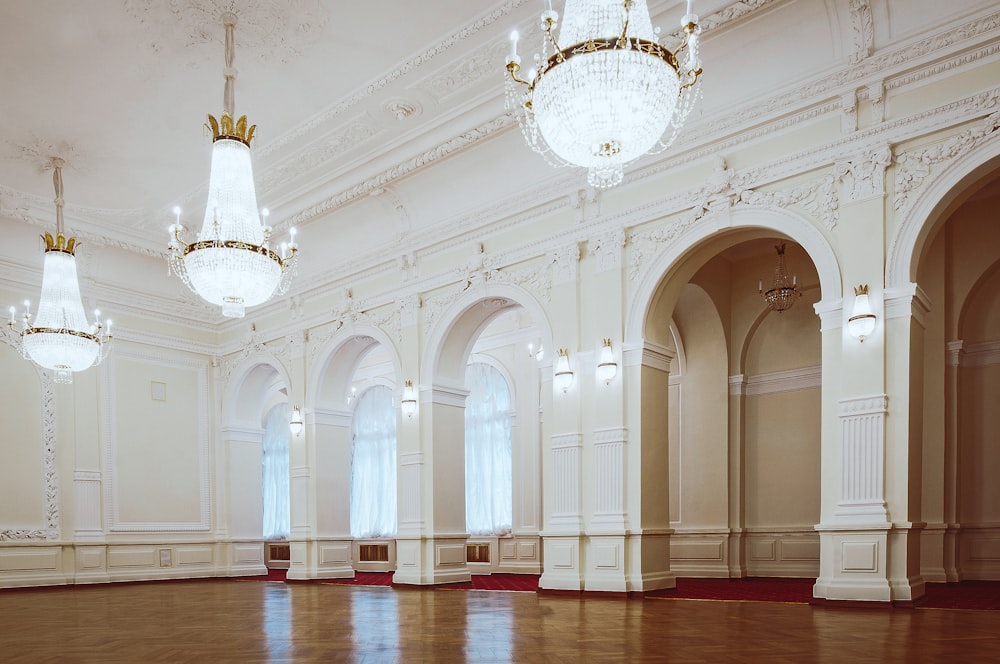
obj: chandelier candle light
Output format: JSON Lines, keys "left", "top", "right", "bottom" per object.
{"left": 168, "top": 12, "right": 298, "bottom": 318}
{"left": 758, "top": 243, "right": 801, "bottom": 313}
{"left": 505, "top": 0, "right": 703, "bottom": 188}
{"left": 8, "top": 158, "right": 112, "bottom": 383}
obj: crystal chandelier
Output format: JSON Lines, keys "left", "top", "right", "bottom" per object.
{"left": 504, "top": 0, "right": 703, "bottom": 188}
{"left": 7, "top": 157, "right": 112, "bottom": 384}
{"left": 168, "top": 12, "right": 298, "bottom": 319}
{"left": 758, "top": 243, "right": 801, "bottom": 313}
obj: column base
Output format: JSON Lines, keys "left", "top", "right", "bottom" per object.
{"left": 392, "top": 534, "right": 470, "bottom": 586}
{"left": 539, "top": 534, "right": 585, "bottom": 591}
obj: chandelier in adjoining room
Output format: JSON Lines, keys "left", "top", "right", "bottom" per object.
{"left": 758, "top": 243, "right": 801, "bottom": 313}
{"left": 504, "top": 0, "right": 703, "bottom": 188}
{"left": 7, "top": 157, "right": 112, "bottom": 384}
{"left": 168, "top": 12, "right": 298, "bottom": 319}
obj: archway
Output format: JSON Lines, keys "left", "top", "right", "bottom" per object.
{"left": 394, "top": 284, "right": 551, "bottom": 585}
{"left": 650, "top": 236, "right": 824, "bottom": 579}
{"left": 308, "top": 328, "right": 404, "bottom": 579}
{"left": 914, "top": 168, "right": 1000, "bottom": 583}
{"left": 220, "top": 356, "right": 292, "bottom": 576}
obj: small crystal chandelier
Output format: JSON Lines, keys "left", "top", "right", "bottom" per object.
{"left": 505, "top": 0, "right": 703, "bottom": 188}
{"left": 758, "top": 243, "right": 801, "bottom": 313}
{"left": 168, "top": 12, "right": 298, "bottom": 318}
{"left": 7, "top": 157, "right": 112, "bottom": 383}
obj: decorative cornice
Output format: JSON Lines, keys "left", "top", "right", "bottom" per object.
{"left": 962, "top": 339, "right": 1000, "bottom": 367}
{"left": 839, "top": 394, "right": 888, "bottom": 417}
{"left": 551, "top": 432, "right": 583, "bottom": 450}
{"left": 745, "top": 365, "right": 822, "bottom": 397}
{"left": 593, "top": 427, "right": 628, "bottom": 446}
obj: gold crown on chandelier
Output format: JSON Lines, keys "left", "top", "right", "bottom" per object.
{"left": 42, "top": 232, "right": 78, "bottom": 255}
{"left": 206, "top": 112, "right": 256, "bottom": 146}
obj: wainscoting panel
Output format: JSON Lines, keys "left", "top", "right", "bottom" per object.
{"left": 960, "top": 526, "right": 1000, "bottom": 579}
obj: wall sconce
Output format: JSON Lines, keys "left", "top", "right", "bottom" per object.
{"left": 528, "top": 342, "right": 544, "bottom": 361}
{"left": 553, "top": 348, "right": 574, "bottom": 393}
{"left": 401, "top": 380, "right": 417, "bottom": 418}
{"left": 289, "top": 405, "right": 304, "bottom": 436}
{"left": 346, "top": 385, "right": 357, "bottom": 405}
{"left": 596, "top": 339, "right": 618, "bottom": 385}
{"left": 848, "top": 284, "right": 877, "bottom": 342}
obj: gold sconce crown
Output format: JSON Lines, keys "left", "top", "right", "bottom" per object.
{"left": 207, "top": 112, "right": 256, "bottom": 146}
{"left": 854, "top": 284, "right": 869, "bottom": 296}
{"left": 42, "top": 232, "right": 77, "bottom": 255}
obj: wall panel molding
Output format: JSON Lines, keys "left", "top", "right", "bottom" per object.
{"left": 102, "top": 348, "right": 211, "bottom": 533}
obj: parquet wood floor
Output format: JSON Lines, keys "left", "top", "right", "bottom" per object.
{"left": 1, "top": 580, "right": 998, "bottom": 663}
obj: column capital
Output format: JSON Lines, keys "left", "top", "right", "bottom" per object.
{"left": 884, "top": 282, "right": 931, "bottom": 325}
{"left": 623, "top": 339, "right": 675, "bottom": 372}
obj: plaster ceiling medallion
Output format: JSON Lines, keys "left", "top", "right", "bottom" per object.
{"left": 124, "top": 0, "right": 330, "bottom": 64}
{"left": 5, "top": 137, "right": 87, "bottom": 175}
{"left": 383, "top": 99, "right": 422, "bottom": 121}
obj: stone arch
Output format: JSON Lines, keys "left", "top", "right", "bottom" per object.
{"left": 887, "top": 140, "right": 1000, "bottom": 289}
{"left": 626, "top": 207, "right": 842, "bottom": 346}
{"left": 421, "top": 283, "right": 553, "bottom": 390}
{"left": 223, "top": 354, "right": 293, "bottom": 428}
{"left": 308, "top": 324, "right": 403, "bottom": 412}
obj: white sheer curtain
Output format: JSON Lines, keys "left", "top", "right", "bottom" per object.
{"left": 262, "top": 403, "right": 290, "bottom": 540}
{"left": 350, "top": 385, "right": 397, "bottom": 538}
{"left": 465, "top": 362, "right": 513, "bottom": 536}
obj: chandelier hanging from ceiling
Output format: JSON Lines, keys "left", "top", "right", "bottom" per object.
{"left": 758, "top": 243, "right": 801, "bottom": 313}
{"left": 7, "top": 157, "right": 112, "bottom": 384}
{"left": 504, "top": 0, "right": 703, "bottom": 188}
{"left": 168, "top": 12, "right": 298, "bottom": 319}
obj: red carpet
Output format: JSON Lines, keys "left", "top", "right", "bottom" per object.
{"left": 646, "top": 577, "right": 815, "bottom": 603}
{"left": 921, "top": 581, "right": 1000, "bottom": 610}
{"left": 250, "top": 572, "right": 999, "bottom": 609}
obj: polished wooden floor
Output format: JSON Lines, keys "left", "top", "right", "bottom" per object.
{"left": 1, "top": 580, "right": 998, "bottom": 663}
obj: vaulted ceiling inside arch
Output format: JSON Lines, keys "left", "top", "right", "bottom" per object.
{"left": 0, "top": 0, "right": 995, "bottom": 332}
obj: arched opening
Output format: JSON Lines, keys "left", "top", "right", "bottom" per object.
{"left": 409, "top": 287, "right": 551, "bottom": 582}
{"left": 311, "top": 331, "right": 403, "bottom": 577}
{"left": 914, "top": 168, "right": 1000, "bottom": 583}
{"left": 641, "top": 231, "right": 825, "bottom": 580}
{"left": 221, "top": 359, "right": 292, "bottom": 575}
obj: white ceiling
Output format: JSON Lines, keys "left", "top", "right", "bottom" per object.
{"left": 1, "top": 0, "right": 997, "bottom": 327}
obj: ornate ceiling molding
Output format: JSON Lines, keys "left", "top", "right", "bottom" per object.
{"left": 123, "top": 0, "right": 331, "bottom": 64}
{"left": 257, "top": 0, "right": 529, "bottom": 160}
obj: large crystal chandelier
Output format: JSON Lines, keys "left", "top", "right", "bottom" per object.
{"left": 758, "top": 243, "right": 801, "bottom": 313}
{"left": 7, "top": 158, "right": 112, "bottom": 384}
{"left": 168, "top": 12, "right": 298, "bottom": 319}
{"left": 505, "top": 0, "right": 703, "bottom": 188}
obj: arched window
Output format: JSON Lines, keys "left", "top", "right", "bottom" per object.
{"left": 465, "top": 362, "right": 513, "bottom": 536}
{"left": 350, "top": 385, "right": 397, "bottom": 538}
{"left": 262, "top": 403, "right": 290, "bottom": 540}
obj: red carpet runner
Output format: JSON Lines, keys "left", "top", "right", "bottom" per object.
{"left": 257, "top": 571, "right": 999, "bottom": 609}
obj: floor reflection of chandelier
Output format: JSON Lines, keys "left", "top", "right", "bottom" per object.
{"left": 168, "top": 12, "right": 298, "bottom": 318}
{"left": 505, "top": 0, "right": 702, "bottom": 188}
{"left": 7, "top": 157, "right": 112, "bottom": 384}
